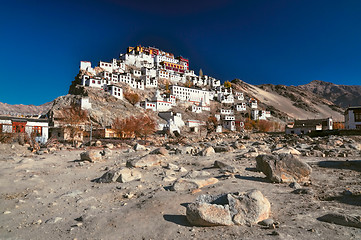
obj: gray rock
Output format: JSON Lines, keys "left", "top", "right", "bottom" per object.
{"left": 214, "top": 146, "right": 233, "bottom": 153}
{"left": 201, "top": 146, "right": 215, "bottom": 156}
{"left": 256, "top": 154, "right": 312, "bottom": 183}
{"left": 186, "top": 189, "right": 271, "bottom": 226}
{"left": 95, "top": 140, "right": 102, "bottom": 147}
{"left": 150, "top": 147, "right": 169, "bottom": 156}
{"left": 133, "top": 143, "right": 146, "bottom": 151}
{"left": 95, "top": 168, "right": 141, "bottom": 183}
{"left": 126, "top": 154, "right": 164, "bottom": 168}
{"left": 80, "top": 150, "right": 102, "bottom": 162}
{"left": 214, "top": 160, "right": 238, "bottom": 173}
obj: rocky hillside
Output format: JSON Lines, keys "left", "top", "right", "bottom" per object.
{"left": 297, "top": 80, "right": 361, "bottom": 108}
{"left": 49, "top": 85, "right": 152, "bottom": 128}
{"left": 0, "top": 102, "right": 52, "bottom": 116}
{"left": 231, "top": 79, "right": 344, "bottom": 122}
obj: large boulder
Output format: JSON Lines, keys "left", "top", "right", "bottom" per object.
{"left": 318, "top": 213, "right": 361, "bottom": 229}
{"left": 80, "top": 150, "right": 102, "bottom": 162}
{"left": 186, "top": 189, "right": 271, "bottom": 226}
{"left": 126, "top": 154, "right": 164, "bottom": 168}
{"left": 256, "top": 154, "right": 312, "bottom": 183}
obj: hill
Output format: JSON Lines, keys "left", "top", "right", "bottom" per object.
{"left": 297, "top": 80, "right": 361, "bottom": 108}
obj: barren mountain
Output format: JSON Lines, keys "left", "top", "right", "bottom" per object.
{"left": 0, "top": 102, "right": 52, "bottom": 116}
{"left": 297, "top": 80, "right": 361, "bottom": 108}
{"left": 231, "top": 79, "right": 344, "bottom": 122}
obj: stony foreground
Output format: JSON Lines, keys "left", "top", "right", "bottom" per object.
{"left": 0, "top": 135, "right": 360, "bottom": 240}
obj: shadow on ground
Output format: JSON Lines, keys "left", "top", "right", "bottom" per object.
{"left": 317, "top": 160, "right": 361, "bottom": 172}
{"left": 163, "top": 214, "right": 191, "bottom": 227}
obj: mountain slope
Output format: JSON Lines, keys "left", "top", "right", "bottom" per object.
{"left": 0, "top": 102, "right": 52, "bottom": 116}
{"left": 297, "top": 80, "right": 361, "bottom": 108}
{"left": 231, "top": 79, "right": 344, "bottom": 122}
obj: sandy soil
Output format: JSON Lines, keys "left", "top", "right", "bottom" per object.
{"left": 0, "top": 143, "right": 360, "bottom": 240}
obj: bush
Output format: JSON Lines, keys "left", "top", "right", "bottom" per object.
{"left": 124, "top": 92, "right": 140, "bottom": 105}
{"left": 112, "top": 114, "right": 156, "bottom": 139}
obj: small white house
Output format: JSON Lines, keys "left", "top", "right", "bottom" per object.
{"left": 0, "top": 116, "right": 49, "bottom": 144}
{"left": 236, "top": 103, "right": 247, "bottom": 112}
{"left": 344, "top": 106, "right": 361, "bottom": 129}
{"left": 105, "top": 85, "right": 123, "bottom": 100}
{"left": 285, "top": 118, "right": 333, "bottom": 135}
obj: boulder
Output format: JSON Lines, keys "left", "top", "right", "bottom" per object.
{"left": 186, "top": 202, "right": 233, "bottom": 226}
{"left": 256, "top": 154, "right": 312, "bottom": 183}
{"left": 95, "top": 168, "right": 142, "bottom": 183}
{"left": 126, "top": 154, "right": 164, "bottom": 168}
{"left": 186, "top": 189, "right": 271, "bottom": 226}
{"left": 201, "top": 147, "right": 215, "bottom": 156}
{"left": 214, "top": 160, "right": 238, "bottom": 173}
{"left": 80, "top": 150, "right": 102, "bottom": 162}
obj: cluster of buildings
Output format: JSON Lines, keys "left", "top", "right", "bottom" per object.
{"left": 79, "top": 45, "right": 272, "bottom": 133}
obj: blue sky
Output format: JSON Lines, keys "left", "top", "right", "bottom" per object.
{"left": 1, "top": 0, "right": 360, "bottom": 105}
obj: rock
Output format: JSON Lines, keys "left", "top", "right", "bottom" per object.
{"left": 101, "top": 148, "right": 112, "bottom": 157}
{"left": 289, "top": 182, "right": 301, "bottom": 189}
{"left": 172, "top": 177, "right": 219, "bottom": 191}
{"left": 256, "top": 154, "right": 312, "bottom": 183}
{"left": 214, "top": 160, "right": 238, "bottom": 173}
{"left": 95, "top": 168, "right": 141, "bottom": 183}
{"left": 213, "top": 146, "right": 233, "bottom": 153}
{"left": 166, "top": 163, "right": 179, "bottom": 171}
{"left": 45, "top": 217, "right": 63, "bottom": 224}
{"left": 291, "top": 188, "right": 313, "bottom": 195}
{"left": 230, "top": 190, "right": 271, "bottom": 225}
{"left": 184, "top": 170, "right": 210, "bottom": 179}
{"left": 150, "top": 147, "right": 169, "bottom": 156}
{"left": 133, "top": 143, "right": 146, "bottom": 151}
{"left": 318, "top": 213, "right": 361, "bottom": 228}
{"left": 258, "top": 218, "right": 275, "bottom": 228}
{"left": 186, "top": 202, "right": 233, "bottom": 226}
{"left": 201, "top": 146, "right": 215, "bottom": 156}
{"left": 95, "top": 140, "right": 102, "bottom": 147}
{"left": 126, "top": 154, "right": 163, "bottom": 168}
{"left": 105, "top": 143, "right": 114, "bottom": 149}
{"left": 186, "top": 189, "right": 271, "bottom": 226}
{"left": 273, "top": 147, "right": 301, "bottom": 156}
{"left": 80, "top": 150, "right": 102, "bottom": 162}
{"left": 163, "top": 176, "right": 177, "bottom": 182}
{"left": 179, "top": 167, "right": 188, "bottom": 173}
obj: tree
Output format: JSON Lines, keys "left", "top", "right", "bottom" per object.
{"left": 224, "top": 81, "right": 232, "bottom": 88}
{"left": 112, "top": 114, "right": 156, "bottom": 140}
{"left": 59, "top": 104, "right": 88, "bottom": 145}
{"left": 206, "top": 116, "right": 218, "bottom": 137}
{"left": 258, "top": 120, "right": 273, "bottom": 132}
{"left": 124, "top": 92, "right": 140, "bottom": 105}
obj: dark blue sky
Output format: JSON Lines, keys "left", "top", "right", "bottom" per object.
{"left": 1, "top": 0, "right": 361, "bottom": 105}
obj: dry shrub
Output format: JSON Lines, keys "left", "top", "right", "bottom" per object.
{"left": 124, "top": 92, "right": 140, "bottom": 105}
{"left": 112, "top": 114, "right": 156, "bottom": 139}
{"left": 258, "top": 120, "right": 273, "bottom": 132}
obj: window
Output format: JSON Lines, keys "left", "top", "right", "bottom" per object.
{"left": 355, "top": 112, "right": 361, "bottom": 122}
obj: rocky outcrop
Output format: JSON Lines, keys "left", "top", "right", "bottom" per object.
{"left": 256, "top": 154, "right": 312, "bottom": 183}
{"left": 186, "top": 190, "right": 271, "bottom": 226}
